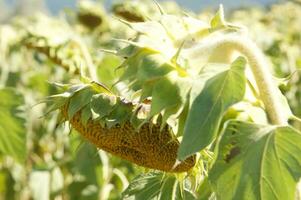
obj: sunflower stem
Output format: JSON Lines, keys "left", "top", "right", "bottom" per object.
{"left": 187, "top": 34, "right": 287, "bottom": 125}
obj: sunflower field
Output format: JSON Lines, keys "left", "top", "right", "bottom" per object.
{"left": 1, "top": 0, "right": 301, "bottom": 199}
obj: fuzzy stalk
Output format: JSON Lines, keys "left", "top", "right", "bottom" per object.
{"left": 185, "top": 34, "right": 287, "bottom": 125}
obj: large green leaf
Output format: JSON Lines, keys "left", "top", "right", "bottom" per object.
{"left": 0, "top": 88, "right": 26, "bottom": 163}
{"left": 122, "top": 172, "right": 196, "bottom": 200}
{"left": 178, "top": 57, "right": 246, "bottom": 160}
{"left": 209, "top": 120, "right": 301, "bottom": 200}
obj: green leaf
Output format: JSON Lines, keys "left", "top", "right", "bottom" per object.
{"left": 160, "top": 177, "right": 197, "bottom": 200}
{"left": 178, "top": 57, "right": 246, "bottom": 160}
{"left": 122, "top": 172, "right": 162, "bottom": 200}
{"left": 209, "top": 121, "right": 301, "bottom": 200}
{"left": 122, "top": 172, "right": 196, "bottom": 200}
{"left": 158, "top": 176, "right": 178, "bottom": 199}
{"left": 0, "top": 88, "right": 26, "bottom": 163}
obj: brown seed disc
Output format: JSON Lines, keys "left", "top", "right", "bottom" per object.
{"left": 61, "top": 104, "right": 196, "bottom": 172}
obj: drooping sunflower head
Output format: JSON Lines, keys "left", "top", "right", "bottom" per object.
{"left": 48, "top": 81, "right": 196, "bottom": 172}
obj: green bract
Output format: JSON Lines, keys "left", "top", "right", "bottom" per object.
{"left": 47, "top": 81, "right": 141, "bottom": 129}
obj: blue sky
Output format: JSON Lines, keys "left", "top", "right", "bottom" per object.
{"left": 171, "top": 0, "right": 280, "bottom": 9}
{"left": 4, "top": 0, "right": 281, "bottom": 14}
{"left": 44, "top": 0, "right": 280, "bottom": 13}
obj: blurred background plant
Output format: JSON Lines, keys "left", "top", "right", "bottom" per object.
{"left": 0, "top": 0, "right": 300, "bottom": 199}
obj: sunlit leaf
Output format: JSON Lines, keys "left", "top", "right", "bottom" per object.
{"left": 159, "top": 176, "right": 178, "bottom": 199}
{"left": 178, "top": 57, "right": 246, "bottom": 160}
{"left": 209, "top": 120, "right": 301, "bottom": 200}
{"left": 122, "top": 172, "right": 196, "bottom": 200}
{"left": 122, "top": 172, "right": 162, "bottom": 199}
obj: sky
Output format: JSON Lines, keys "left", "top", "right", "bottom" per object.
{"left": 4, "top": 0, "right": 281, "bottom": 14}
{"left": 45, "top": 0, "right": 280, "bottom": 13}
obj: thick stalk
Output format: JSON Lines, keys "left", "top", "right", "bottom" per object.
{"left": 185, "top": 34, "right": 287, "bottom": 125}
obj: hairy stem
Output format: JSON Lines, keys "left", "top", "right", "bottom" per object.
{"left": 186, "top": 34, "right": 287, "bottom": 125}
